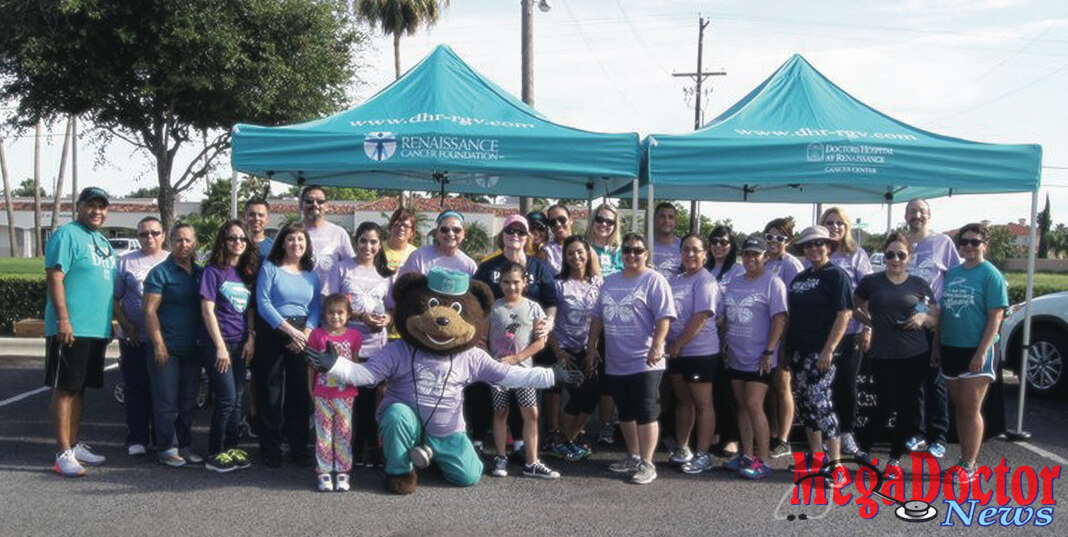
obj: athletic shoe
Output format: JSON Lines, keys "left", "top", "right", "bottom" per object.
{"left": 227, "top": 448, "right": 251, "bottom": 469}
{"left": 566, "top": 443, "right": 591, "bottom": 462}
{"left": 681, "top": 452, "right": 713, "bottom": 474}
{"left": 741, "top": 459, "right": 772, "bottom": 480}
{"left": 335, "top": 473, "right": 351, "bottom": 492}
{"left": 823, "top": 465, "right": 848, "bottom": 489}
{"left": 205, "top": 452, "right": 237, "bottom": 473}
{"left": 127, "top": 444, "right": 147, "bottom": 456}
{"left": 904, "top": 436, "right": 927, "bottom": 452}
{"left": 541, "top": 430, "right": 562, "bottom": 453}
{"left": 630, "top": 461, "right": 657, "bottom": 485}
{"left": 852, "top": 450, "right": 874, "bottom": 466}
{"left": 668, "top": 446, "right": 694, "bottom": 465}
{"left": 317, "top": 473, "right": 334, "bottom": 492}
{"left": 722, "top": 454, "right": 752, "bottom": 472}
{"left": 840, "top": 433, "right": 859, "bottom": 456}
{"left": 787, "top": 452, "right": 813, "bottom": 472}
{"left": 608, "top": 454, "right": 642, "bottom": 474}
{"left": 884, "top": 459, "right": 903, "bottom": 481}
{"left": 574, "top": 431, "right": 591, "bottom": 451}
{"left": 179, "top": 448, "right": 203, "bottom": 465}
{"left": 597, "top": 424, "right": 616, "bottom": 446}
{"left": 158, "top": 448, "right": 187, "bottom": 468}
{"left": 948, "top": 460, "right": 977, "bottom": 485}
{"left": 927, "top": 442, "right": 947, "bottom": 458}
{"left": 54, "top": 449, "right": 87, "bottom": 478}
{"left": 769, "top": 438, "right": 791, "bottom": 459}
{"left": 523, "top": 460, "right": 561, "bottom": 480}
{"left": 711, "top": 442, "right": 738, "bottom": 459}
{"left": 491, "top": 456, "right": 508, "bottom": 477}
{"left": 73, "top": 442, "right": 106, "bottom": 466}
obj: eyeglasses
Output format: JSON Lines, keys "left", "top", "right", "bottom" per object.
{"left": 803, "top": 240, "right": 830, "bottom": 249}
{"left": 226, "top": 236, "right": 249, "bottom": 243}
{"left": 764, "top": 233, "right": 788, "bottom": 243}
{"left": 138, "top": 230, "right": 163, "bottom": 238}
{"left": 503, "top": 227, "right": 528, "bottom": 236}
{"left": 594, "top": 215, "right": 616, "bottom": 227}
{"left": 709, "top": 238, "right": 731, "bottom": 247}
{"left": 438, "top": 226, "right": 463, "bottom": 235}
{"left": 823, "top": 220, "right": 846, "bottom": 227}
{"left": 621, "top": 246, "right": 646, "bottom": 256}
{"left": 884, "top": 250, "right": 908, "bottom": 261}
{"left": 958, "top": 238, "right": 985, "bottom": 247}
{"left": 303, "top": 198, "right": 327, "bottom": 206}
{"left": 393, "top": 222, "right": 413, "bottom": 230}
{"left": 549, "top": 216, "right": 568, "bottom": 227}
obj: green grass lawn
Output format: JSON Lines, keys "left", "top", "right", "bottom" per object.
{"left": 1004, "top": 271, "right": 1068, "bottom": 291}
{"left": 0, "top": 257, "right": 44, "bottom": 276}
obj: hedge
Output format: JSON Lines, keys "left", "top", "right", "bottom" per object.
{"left": 0, "top": 275, "right": 46, "bottom": 334}
{"left": 1008, "top": 285, "right": 1063, "bottom": 306}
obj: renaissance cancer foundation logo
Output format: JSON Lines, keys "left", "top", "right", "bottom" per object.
{"left": 364, "top": 132, "right": 397, "bottom": 161}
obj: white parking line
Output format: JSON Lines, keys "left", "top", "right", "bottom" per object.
{"left": 0, "top": 363, "right": 119, "bottom": 408}
{"left": 1017, "top": 441, "right": 1068, "bottom": 466}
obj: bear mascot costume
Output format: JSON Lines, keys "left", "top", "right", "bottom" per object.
{"left": 306, "top": 266, "right": 580, "bottom": 494}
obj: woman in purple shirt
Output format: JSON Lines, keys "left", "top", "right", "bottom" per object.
{"left": 587, "top": 233, "right": 676, "bottom": 485}
{"left": 200, "top": 220, "right": 259, "bottom": 472}
{"left": 665, "top": 234, "right": 723, "bottom": 474}
{"left": 818, "top": 207, "right": 873, "bottom": 457}
{"left": 762, "top": 217, "right": 804, "bottom": 460}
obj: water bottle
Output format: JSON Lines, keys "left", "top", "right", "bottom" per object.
{"left": 914, "top": 295, "right": 930, "bottom": 314}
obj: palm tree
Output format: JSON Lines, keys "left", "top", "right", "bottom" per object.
{"left": 355, "top": 0, "right": 450, "bottom": 79}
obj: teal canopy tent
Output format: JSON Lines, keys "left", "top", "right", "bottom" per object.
{"left": 640, "top": 54, "right": 1041, "bottom": 203}
{"left": 231, "top": 45, "right": 639, "bottom": 199}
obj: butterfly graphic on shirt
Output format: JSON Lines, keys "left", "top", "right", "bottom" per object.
{"left": 346, "top": 286, "right": 385, "bottom": 315}
{"left": 725, "top": 294, "right": 759, "bottom": 325}
{"left": 602, "top": 294, "right": 636, "bottom": 323}
{"left": 564, "top": 292, "right": 597, "bottom": 326}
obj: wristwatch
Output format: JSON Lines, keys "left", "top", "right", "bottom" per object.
{"left": 761, "top": 349, "right": 774, "bottom": 356}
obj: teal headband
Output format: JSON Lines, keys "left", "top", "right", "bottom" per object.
{"left": 436, "top": 210, "right": 464, "bottom": 225}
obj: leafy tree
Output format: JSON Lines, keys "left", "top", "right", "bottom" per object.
{"left": 0, "top": 0, "right": 364, "bottom": 232}
{"left": 284, "top": 184, "right": 386, "bottom": 202}
{"left": 1038, "top": 194, "right": 1051, "bottom": 258}
{"left": 356, "top": 0, "right": 450, "bottom": 79}
{"left": 986, "top": 225, "right": 1021, "bottom": 269}
{"left": 202, "top": 176, "right": 273, "bottom": 220}
{"left": 178, "top": 212, "right": 224, "bottom": 253}
{"left": 461, "top": 221, "right": 491, "bottom": 258}
{"left": 124, "top": 186, "right": 162, "bottom": 199}
{"left": 1046, "top": 223, "right": 1068, "bottom": 259}
{"left": 12, "top": 178, "right": 46, "bottom": 197}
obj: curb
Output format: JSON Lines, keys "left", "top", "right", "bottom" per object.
{"left": 0, "top": 337, "right": 121, "bottom": 359}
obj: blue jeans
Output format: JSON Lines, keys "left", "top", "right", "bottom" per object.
{"left": 203, "top": 341, "right": 248, "bottom": 455}
{"left": 120, "top": 340, "right": 153, "bottom": 447}
{"left": 147, "top": 343, "right": 201, "bottom": 450}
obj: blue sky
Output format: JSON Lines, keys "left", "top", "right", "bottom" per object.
{"left": 3, "top": 0, "right": 1066, "bottom": 233}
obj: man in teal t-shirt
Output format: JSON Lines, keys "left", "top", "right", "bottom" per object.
{"left": 44, "top": 187, "right": 117, "bottom": 477}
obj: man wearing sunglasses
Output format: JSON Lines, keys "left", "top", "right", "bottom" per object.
{"left": 399, "top": 210, "right": 478, "bottom": 276}
{"left": 902, "top": 198, "right": 960, "bottom": 459}
{"left": 45, "top": 186, "right": 118, "bottom": 477}
{"left": 112, "top": 216, "right": 169, "bottom": 457}
{"left": 300, "top": 185, "right": 356, "bottom": 286}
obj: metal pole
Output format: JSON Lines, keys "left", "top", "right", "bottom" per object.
{"left": 71, "top": 117, "right": 78, "bottom": 221}
{"left": 646, "top": 184, "right": 654, "bottom": 245}
{"left": 230, "top": 170, "right": 239, "bottom": 219}
{"left": 518, "top": 0, "right": 534, "bottom": 215}
{"left": 1008, "top": 189, "right": 1040, "bottom": 440}
{"left": 631, "top": 179, "right": 639, "bottom": 232}
{"left": 886, "top": 202, "right": 893, "bottom": 234}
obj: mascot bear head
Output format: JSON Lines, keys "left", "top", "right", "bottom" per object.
{"left": 392, "top": 267, "right": 494, "bottom": 354}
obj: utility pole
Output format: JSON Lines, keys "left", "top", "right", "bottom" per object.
{"left": 673, "top": 16, "right": 725, "bottom": 233}
{"left": 518, "top": 0, "right": 549, "bottom": 215}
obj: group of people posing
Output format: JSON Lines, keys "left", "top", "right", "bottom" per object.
{"left": 44, "top": 186, "right": 1006, "bottom": 489}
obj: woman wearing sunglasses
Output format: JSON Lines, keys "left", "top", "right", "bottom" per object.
{"left": 586, "top": 204, "right": 623, "bottom": 277}
{"left": 705, "top": 224, "right": 742, "bottom": 457}
{"left": 936, "top": 223, "right": 1007, "bottom": 483}
{"left": 816, "top": 207, "right": 873, "bottom": 457}
{"left": 587, "top": 233, "right": 676, "bottom": 485}
{"left": 784, "top": 226, "right": 853, "bottom": 483}
{"left": 853, "top": 232, "right": 937, "bottom": 480}
{"left": 706, "top": 225, "right": 744, "bottom": 285}
{"left": 761, "top": 217, "right": 804, "bottom": 460}
{"left": 398, "top": 210, "right": 478, "bottom": 276}
{"left": 540, "top": 204, "right": 574, "bottom": 276}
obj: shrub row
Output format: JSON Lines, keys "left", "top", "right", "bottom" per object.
{"left": 1008, "top": 285, "right": 1063, "bottom": 306}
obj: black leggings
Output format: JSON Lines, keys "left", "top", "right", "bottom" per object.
{"left": 858, "top": 353, "right": 926, "bottom": 459}
{"left": 832, "top": 333, "right": 863, "bottom": 435}
{"left": 253, "top": 321, "right": 311, "bottom": 459}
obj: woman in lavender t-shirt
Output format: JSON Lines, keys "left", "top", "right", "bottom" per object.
{"left": 665, "top": 234, "right": 723, "bottom": 475}
{"left": 324, "top": 221, "right": 395, "bottom": 467}
{"left": 762, "top": 217, "right": 804, "bottom": 460}
{"left": 587, "top": 233, "right": 676, "bottom": 485}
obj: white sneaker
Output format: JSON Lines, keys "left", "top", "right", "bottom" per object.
{"left": 335, "top": 473, "right": 350, "bottom": 492}
{"left": 668, "top": 446, "right": 693, "bottom": 465}
{"left": 73, "top": 442, "right": 106, "bottom": 466}
{"left": 158, "top": 448, "right": 187, "bottom": 468}
{"left": 631, "top": 461, "right": 657, "bottom": 485}
{"left": 491, "top": 456, "right": 508, "bottom": 477}
{"left": 608, "top": 454, "right": 642, "bottom": 473}
{"left": 54, "top": 449, "right": 87, "bottom": 477}
{"left": 317, "top": 473, "right": 334, "bottom": 492}
{"left": 179, "top": 448, "right": 203, "bottom": 465}
{"left": 127, "top": 444, "right": 147, "bottom": 456}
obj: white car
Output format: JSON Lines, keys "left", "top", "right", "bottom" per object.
{"left": 869, "top": 252, "right": 885, "bottom": 272}
{"left": 108, "top": 238, "right": 139, "bottom": 257}
{"left": 999, "top": 291, "right": 1068, "bottom": 398}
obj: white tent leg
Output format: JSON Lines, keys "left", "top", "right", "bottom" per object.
{"left": 646, "top": 184, "right": 654, "bottom": 244}
{"left": 886, "top": 202, "right": 892, "bottom": 234}
{"left": 1008, "top": 189, "right": 1039, "bottom": 440}
{"left": 632, "top": 179, "right": 639, "bottom": 232}
{"left": 230, "top": 170, "right": 239, "bottom": 219}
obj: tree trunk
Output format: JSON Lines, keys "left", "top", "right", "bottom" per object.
{"left": 33, "top": 120, "right": 43, "bottom": 257}
{"left": 50, "top": 117, "right": 74, "bottom": 231}
{"left": 155, "top": 150, "right": 177, "bottom": 235}
{"left": 394, "top": 33, "right": 402, "bottom": 79}
{"left": 0, "top": 135, "right": 17, "bottom": 257}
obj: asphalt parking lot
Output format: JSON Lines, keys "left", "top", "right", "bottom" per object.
{"left": 1, "top": 350, "right": 1066, "bottom": 537}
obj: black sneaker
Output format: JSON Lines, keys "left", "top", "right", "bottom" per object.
{"left": 523, "top": 460, "right": 561, "bottom": 479}
{"left": 205, "top": 452, "right": 237, "bottom": 473}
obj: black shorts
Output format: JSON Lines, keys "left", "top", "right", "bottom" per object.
{"left": 606, "top": 371, "right": 664, "bottom": 425}
{"left": 533, "top": 347, "right": 561, "bottom": 394}
{"left": 44, "top": 336, "right": 109, "bottom": 392}
{"left": 725, "top": 367, "right": 773, "bottom": 385}
{"left": 667, "top": 354, "right": 720, "bottom": 383}
{"left": 561, "top": 350, "right": 600, "bottom": 416}
{"left": 940, "top": 345, "right": 996, "bottom": 381}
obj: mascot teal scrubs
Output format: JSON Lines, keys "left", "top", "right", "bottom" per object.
{"left": 307, "top": 267, "right": 580, "bottom": 494}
